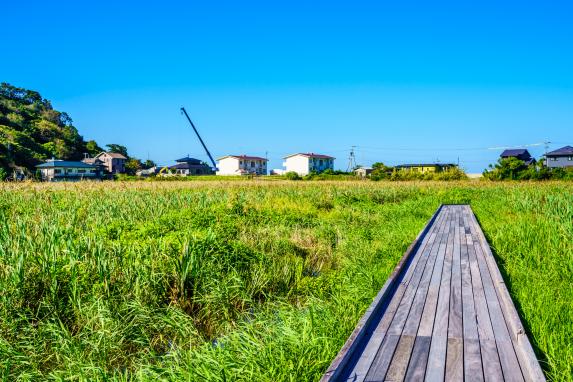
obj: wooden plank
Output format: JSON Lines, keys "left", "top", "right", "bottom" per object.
{"left": 363, "top": 335, "right": 401, "bottom": 382}
{"left": 383, "top": 335, "right": 415, "bottom": 381}
{"left": 403, "top": 336, "right": 432, "bottom": 381}
{"left": 465, "top": 338, "right": 485, "bottom": 382}
{"left": 445, "top": 210, "right": 463, "bottom": 381}
{"left": 460, "top": 220, "right": 484, "bottom": 380}
{"left": 481, "top": 338, "right": 504, "bottom": 381}
{"left": 425, "top": 205, "right": 455, "bottom": 381}
{"left": 445, "top": 338, "right": 463, "bottom": 381}
{"left": 320, "top": 205, "right": 445, "bottom": 382}
{"left": 466, "top": 207, "right": 545, "bottom": 382}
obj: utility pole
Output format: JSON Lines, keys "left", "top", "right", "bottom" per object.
{"left": 543, "top": 140, "right": 551, "bottom": 166}
{"left": 347, "top": 146, "right": 357, "bottom": 172}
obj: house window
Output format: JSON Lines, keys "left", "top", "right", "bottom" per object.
{"left": 319, "top": 159, "right": 324, "bottom": 165}
{"left": 251, "top": 161, "right": 255, "bottom": 167}
{"left": 54, "top": 169, "right": 62, "bottom": 174}
{"left": 569, "top": 157, "right": 573, "bottom": 161}
{"left": 240, "top": 161, "right": 243, "bottom": 165}
{"left": 551, "top": 157, "right": 557, "bottom": 161}
{"left": 78, "top": 169, "right": 86, "bottom": 174}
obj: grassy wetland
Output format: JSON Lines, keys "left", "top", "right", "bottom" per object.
{"left": 0, "top": 181, "right": 571, "bottom": 381}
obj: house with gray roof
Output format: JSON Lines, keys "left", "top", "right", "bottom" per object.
{"left": 95, "top": 152, "right": 127, "bottom": 174}
{"left": 500, "top": 149, "right": 535, "bottom": 165}
{"left": 36, "top": 160, "right": 103, "bottom": 182}
{"left": 168, "top": 156, "right": 214, "bottom": 176}
{"left": 545, "top": 145, "right": 573, "bottom": 168}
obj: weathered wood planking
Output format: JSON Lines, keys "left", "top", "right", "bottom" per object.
{"left": 321, "top": 205, "right": 545, "bottom": 382}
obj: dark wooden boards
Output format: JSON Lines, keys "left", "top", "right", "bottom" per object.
{"left": 321, "top": 205, "right": 545, "bottom": 382}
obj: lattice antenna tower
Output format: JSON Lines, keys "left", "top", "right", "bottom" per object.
{"left": 347, "top": 146, "right": 357, "bottom": 172}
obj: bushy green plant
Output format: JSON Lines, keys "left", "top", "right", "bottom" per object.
{"left": 284, "top": 171, "right": 301, "bottom": 180}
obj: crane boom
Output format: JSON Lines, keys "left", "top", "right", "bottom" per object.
{"left": 180, "top": 107, "right": 217, "bottom": 170}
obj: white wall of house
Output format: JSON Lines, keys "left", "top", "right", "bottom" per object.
{"left": 284, "top": 155, "right": 311, "bottom": 175}
{"left": 40, "top": 167, "right": 98, "bottom": 181}
{"left": 284, "top": 155, "right": 334, "bottom": 175}
{"left": 216, "top": 157, "right": 268, "bottom": 175}
{"left": 217, "top": 157, "right": 240, "bottom": 175}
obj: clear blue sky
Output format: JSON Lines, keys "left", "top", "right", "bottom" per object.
{"left": 3, "top": 0, "right": 572, "bottom": 172}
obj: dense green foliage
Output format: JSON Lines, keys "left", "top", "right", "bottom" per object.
{"left": 0, "top": 181, "right": 571, "bottom": 381}
{"left": 483, "top": 157, "right": 573, "bottom": 180}
{"left": 0, "top": 83, "right": 100, "bottom": 174}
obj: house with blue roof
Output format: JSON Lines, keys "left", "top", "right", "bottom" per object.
{"left": 546, "top": 146, "right": 573, "bottom": 168}
{"left": 36, "top": 159, "right": 103, "bottom": 181}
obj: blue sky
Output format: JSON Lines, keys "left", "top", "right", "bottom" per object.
{"left": 2, "top": 0, "right": 572, "bottom": 172}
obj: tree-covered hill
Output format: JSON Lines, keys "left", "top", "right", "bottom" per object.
{"left": 0, "top": 83, "right": 103, "bottom": 176}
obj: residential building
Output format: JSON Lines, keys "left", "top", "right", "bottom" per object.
{"left": 216, "top": 155, "right": 268, "bottom": 175}
{"left": 500, "top": 149, "right": 535, "bottom": 165}
{"left": 395, "top": 163, "right": 457, "bottom": 173}
{"left": 95, "top": 152, "right": 127, "bottom": 174}
{"left": 354, "top": 166, "right": 373, "bottom": 178}
{"left": 545, "top": 145, "right": 573, "bottom": 168}
{"left": 283, "top": 153, "right": 335, "bottom": 176}
{"left": 36, "top": 160, "right": 103, "bottom": 181}
{"left": 168, "top": 156, "right": 214, "bottom": 176}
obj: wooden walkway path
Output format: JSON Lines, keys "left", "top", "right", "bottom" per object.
{"left": 321, "top": 205, "right": 545, "bottom": 382}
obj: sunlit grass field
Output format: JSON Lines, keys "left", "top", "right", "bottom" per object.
{"left": 0, "top": 181, "right": 571, "bottom": 381}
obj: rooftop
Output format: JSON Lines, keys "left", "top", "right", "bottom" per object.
{"left": 284, "top": 153, "right": 335, "bottom": 159}
{"left": 217, "top": 155, "right": 268, "bottom": 161}
{"left": 546, "top": 145, "right": 573, "bottom": 156}
{"left": 500, "top": 149, "right": 531, "bottom": 158}
{"left": 36, "top": 160, "right": 98, "bottom": 169}
{"left": 169, "top": 162, "right": 212, "bottom": 170}
{"left": 395, "top": 163, "right": 457, "bottom": 168}
{"left": 97, "top": 152, "right": 127, "bottom": 159}
{"left": 175, "top": 156, "right": 202, "bottom": 164}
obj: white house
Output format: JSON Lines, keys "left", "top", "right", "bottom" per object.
{"left": 283, "top": 153, "right": 335, "bottom": 176}
{"left": 216, "top": 155, "right": 268, "bottom": 176}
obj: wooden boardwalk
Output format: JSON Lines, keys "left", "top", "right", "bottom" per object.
{"left": 321, "top": 205, "right": 545, "bottom": 382}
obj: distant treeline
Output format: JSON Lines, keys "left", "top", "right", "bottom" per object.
{"left": 483, "top": 157, "right": 573, "bottom": 180}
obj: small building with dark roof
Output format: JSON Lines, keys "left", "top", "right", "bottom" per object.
{"left": 395, "top": 163, "right": 457, "bottom": 174}
{"left": 168, "top": 156, "right": 214, "bottom": 176}
{"left": 500, "top": 149, "right": 535, "bottom": 165}
{"left": 545, "top": 145, "right": 573, "bottom": 168}
{"left": 36, "top": 160, "right": 103, "bottom": 182}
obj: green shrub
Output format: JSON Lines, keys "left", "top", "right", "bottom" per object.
{"left": 284, "top": 171, "right": 301, "bottom": 180}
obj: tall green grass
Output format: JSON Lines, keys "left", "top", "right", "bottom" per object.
{"left": 0, "top": 181, "right": 571, "bottom": 381}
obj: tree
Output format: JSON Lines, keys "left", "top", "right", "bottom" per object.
{"left": 143, "top": 159, "right": 156, "bottom": 169}
{"left": 370, "top": 162, "right": 393, "bottom": 181}
{"left": 483, "top": 157, "right": 529, "bottom": 180}
{"left": 85, "top": 140, "right": 103, "bottom": 156}
{"left": 125, "top": 158, "right": 142, "bottom": 175}
{"left": 106, "top": 144, "right": 128, "bottom": 158}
